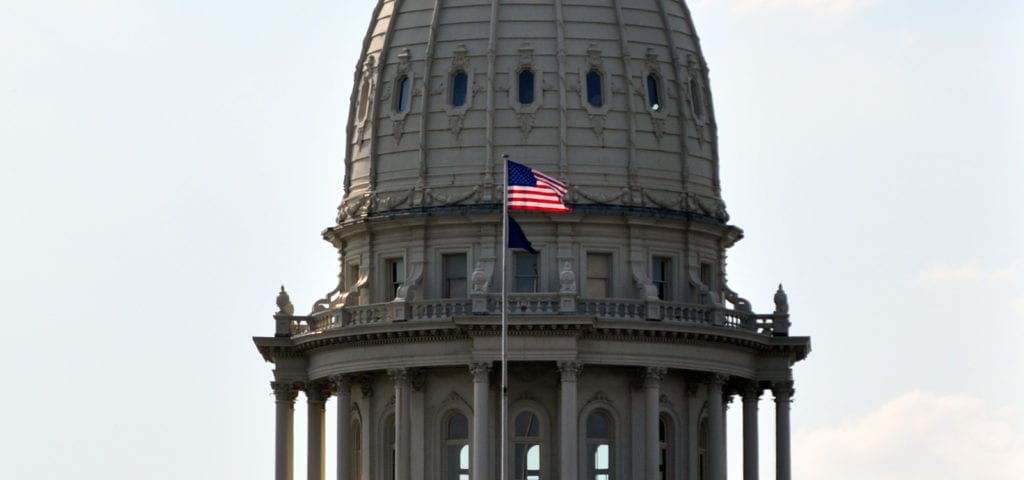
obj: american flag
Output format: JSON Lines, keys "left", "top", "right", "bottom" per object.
{"left": 507, "top": 160, "right": 571, "bottom": 213}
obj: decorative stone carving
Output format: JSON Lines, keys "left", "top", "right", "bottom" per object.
{"left": 557, "top": 361, "right": 582, "bottom": 382}
{"left": 471, "top": 260, "right": 491, "bottom": 294}
{"left": 774, "top": 284, "right": 789, "bottom": 314}
{"left": 305, "top": 382, "right": 330, "bottom": 403}
{"left": 271, "top": 381, "right": 299, "bottom": 403}
{"left": 517, "top": 113, "right": 535, "bottom": 140}
{"left": 772, "top": 381, "right": 795, "bottom": 402}
{"left": 469, "top": 362, "right": 491, "bottom": 383}
{"left": 630, "top": 261, "right": 660, "bottom": 301}
{"left": 275, "top": 286, "right": 294, "bottom": 316}
{"left": 358, "top": 375, "right": 374, "bottom": 399}
{"left": 644, "top": 367, "right": 667, "bottom": 388}
{"left": 330, "top": 374, "right": 353, "bottom": 393}
{"left": 409, "top": 369, "right": 427, "bottom": 392}
{"left": 558, "top": 260, "right": 576, "bottom": 293}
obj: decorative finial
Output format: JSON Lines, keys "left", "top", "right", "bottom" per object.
{"left": 276, "top": 285, "right": 295, "bottom": 316}
{"left": 773, "top": 284, "right": 788, "bottom": 315}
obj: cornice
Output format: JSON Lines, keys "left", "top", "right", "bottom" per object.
{"left": 260, "top": 318, "right": 810, "bottom": 360}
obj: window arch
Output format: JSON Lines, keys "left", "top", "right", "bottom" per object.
{"left": 586, "top": 70, "right": 603, "bottom": 107}
{"left": 646, "top": 74, "right": 661, "bottom": 111}
{"left": 395, "top": 75, "right": 411, "bottom": 113}
{"left": 586, "top": 410, "right": 613, "bottom": 480}
{"left": 444, "top": 412, "right": 471, "bottom": 480}
{"left": 518, "top": 69, "right": 535, "bottom": 105}
{"left": 513, "top": 410, "right": 543, "bottom": 480}
{"left": 451, "top": 71, "right": 468, "bottom": 108}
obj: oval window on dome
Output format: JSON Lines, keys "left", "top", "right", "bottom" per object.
{"left": 395, "top": 75, "right": 411, "bottom": 112}
{"left": 646, "top": 74, "right": 661, "bottom": 111}
{"left": 586, "top": 70, "right": 603, "bottom": 107}
{"left": 451, "top": 71, "right": 468, "bottom": 107}
{"left": 518, "top": 69, "right": 535, "bottom": 105}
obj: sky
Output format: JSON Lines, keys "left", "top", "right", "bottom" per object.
{"left": 0, "top": 0, "right": 1021, "bottom": 479}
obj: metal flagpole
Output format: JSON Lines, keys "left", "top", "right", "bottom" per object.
{"left": 500, "top": 153, "right": 509, "bottom": 480}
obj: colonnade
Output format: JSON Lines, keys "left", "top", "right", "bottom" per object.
{"left": 268, "top": 368, "right": 794, "bottom": 480}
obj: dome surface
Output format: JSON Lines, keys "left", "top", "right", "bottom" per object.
{"left": 339, "top": 0, "right": 727, "bottom": 222}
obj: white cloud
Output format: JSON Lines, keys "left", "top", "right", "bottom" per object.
{"left": 695, "top": 0, "right": 880, "bottom": 17}
{"left": 795, "top": 391, "right": 1024, "bottom": 480}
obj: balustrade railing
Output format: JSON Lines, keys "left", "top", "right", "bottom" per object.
{"left": 287, "top": 295, "right": 783, "bottom": 337}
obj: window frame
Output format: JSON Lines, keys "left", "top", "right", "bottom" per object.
{"left": 385, "top": 257, "right": 405, "bottom": 301}
{"left": 442, "top": 253, "right": 469, "bottom": 299}
{"left": 451, "top": 70, "right": 469, "bottom": 108}
{"left": 443, "top": 411, "right": 471, "bottom": 480}
{"left": 585, "top": 252, "right": 612, "bottom": 298}
{"left": 652, "top": 256, "right": 672, "bottom": 301}
{"left": 394, "top": 74, "right": 412, "bottom": 113}
{"left": 511, "top": 409, "right": 546, "bottom": 480}
{"left": 513, "top": 252, "right": 539, "bottom": 293}
{"left": 585, "top": 410, "right": 614, "bottom": 480}
{"left": 646, "top": 73, "right": 663, "bottom": 112}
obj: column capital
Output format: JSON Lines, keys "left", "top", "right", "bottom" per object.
{"left": 705, "top": 373, "right": 729, "bottom": 388}
{"left": 357, "top": 374, "right": 375, "bottom": 398}
{"left": 271, "top": 381, "right": 299, "bottom": 404}
{"left": 772, "top": 380, "right": 795, "bottom": 401}
{"left": 329, "top": 374, "right": 353, "bottom": 392}
{"left": 409, "top": 368, "right": 427, "bottom": 392}
{"left": 388, "top": 368, "right": 409, "bottom": 385}
{"left": 742, "top": 382, "right": 763, "bottom": 401}
{"left": 558, "top": 361, "right": 583, "bottom": 382}
{"left": 469, "top": 362, "right": 492, "bottom": 382}
{"left": 644, "top": 366, "right": 667, "bottom": 389}
{"left": 305, "top": 382, "right": 330, "bottom": 404}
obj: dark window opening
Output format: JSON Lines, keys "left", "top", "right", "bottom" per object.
{"left": 586, "top": 70, "right": 603, "bottom": 107}
{"left": 452, "top": 71, "right": 468, "bottom": 107}
{"left": 518, "top": 69, "right": 535, "bottom": 105}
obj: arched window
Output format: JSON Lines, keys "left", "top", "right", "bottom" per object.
{"left": 586, "top": 411, "right": 613, "bottom": 480}
{"left": 646, "top": 74, "right": 661, "bottom": 111}
{"left": 451, "top": 71, "right": 468, "bottom": 107}
{"left": 445, "top": 413, "right": 471, "bottom": 480}
{"left": 658, "top": 416, "right": 672, "bottom": 480}
{"left": 586, "top": 70, "right": 603, "bottom": 107}
{"left": 513, "top": 411, "right": 542, "bottom": 480}
{"left": 690, "top": 78, "right": 703, "bottom": 118}
{"left": 698, "top": 417, "right": 709, "bottom": 480}
{"left": 357, "top": 77, "right": 371, "bottom": 120}
{"left": 395, "top": 75, "right": 411, "bottom": 112}
{"left": 518, "top": 69, "right": 535, "bottom": 105}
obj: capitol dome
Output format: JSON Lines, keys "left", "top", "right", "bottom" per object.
{"left": 255, "top": 2, "right": 810, "bottom": 480}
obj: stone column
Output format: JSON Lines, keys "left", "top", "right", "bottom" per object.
{"left": 558, "top": 362, "right": 582, "bottom": 480}
{"left": 645, "top": 367, "right": 666, "bottom": 480}
{"left": 742, "top": 384, "right": 761, "bottom": 480}
{"left": 272, "top": 381, "right": 299, "bottom": 480}
{"left": 331, "top": 375, "right": 352, "bottom": 480}
{"left": 389, "top": 369, "right": 410, "bottom": 480}
{"left": 706, "top": 374, "right": 727, "bottom": 480}
{"left": 470, "top": 363, "right": 492, "bottom": 480}
{"left": 307, "top": 383, "right": 329, "bottom": 480}
{"left": 773, "top": 381, "right": 794, "bottom": 480}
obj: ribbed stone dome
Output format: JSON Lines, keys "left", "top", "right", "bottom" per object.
{"left": 338, "top": 0, "right": 727, "bottom": 222}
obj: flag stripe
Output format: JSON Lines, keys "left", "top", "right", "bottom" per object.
{"left": 507, "top": 160, "right": 571, "bottom": 213}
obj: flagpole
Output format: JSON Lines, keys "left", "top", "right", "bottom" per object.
{"left": 500, "top": 153, "right": 509, "bottom": 480}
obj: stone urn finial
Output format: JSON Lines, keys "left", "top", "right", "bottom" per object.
{"left": 276, "top": 285, "right": 295, "bottom": 316}
{"left": 773, "top": 284, "right": 788, "bottom": 315}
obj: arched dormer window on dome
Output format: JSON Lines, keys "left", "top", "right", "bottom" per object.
{"left": 395, "top": 74, "right": 412, "bottom": 113}
{"left": 518, "top": 69, "right": 536, "bottom": 105}
{"left": 646, "top": 73, "right": 662, "bottom": 111}
{"left": 451, "top": 70, "right": 468, "bottom": 108}
{"left": 586, "top": 70, "right": 603, "bottom": 107}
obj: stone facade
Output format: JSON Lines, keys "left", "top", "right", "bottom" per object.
{"left": 254, "top": 1, "right": 810, "bottom": 479}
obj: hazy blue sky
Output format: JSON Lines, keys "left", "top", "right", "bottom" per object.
{"left": 1, "top": 1, "right": 1020, "bottom": 479}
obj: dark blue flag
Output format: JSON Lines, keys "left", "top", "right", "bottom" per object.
{"left": 508, "top": 216, "right": 538, "bottom": 253}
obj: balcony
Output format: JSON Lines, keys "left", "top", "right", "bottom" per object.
{"left": 277, "top": 294, "right": 787, "bottom": 338}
